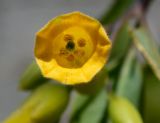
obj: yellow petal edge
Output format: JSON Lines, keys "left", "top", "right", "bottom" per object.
{"left": 34, "top": 11, "right": 112, "bottom": 85}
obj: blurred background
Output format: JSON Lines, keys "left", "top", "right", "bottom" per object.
{"left": 0, "top": 0, "right": 160, "bottom": 122}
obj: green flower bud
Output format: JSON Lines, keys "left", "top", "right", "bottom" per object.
{"left": 74, "top": 67, "right": 108, "bottom": 94}
{"left": 19, "top": 61, "right": 48, "bottom": 90}
{"left": 108, "top": 94, "right": 143, "bottom": 123}
{"left": 4, "top": 83, "right": 70, "bottom": 123}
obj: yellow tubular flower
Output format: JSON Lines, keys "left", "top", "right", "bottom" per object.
{"left": 34, "top": 11, "right": 111, "bottom": 85}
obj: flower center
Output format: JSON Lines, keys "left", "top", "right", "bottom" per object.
{"left": 52, "top": 27, "right": 95, "bottom": 68}
{"left": 66, "top": 41, "right": 75, "bottom": 51}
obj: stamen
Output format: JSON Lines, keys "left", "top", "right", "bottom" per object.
{"left": 74, "top": 50, "right": 85, "bottom": 57}
{"left": 78, "top": 38, "right": 86, "bottom": 47}
{"left": 59, "top": 48, "right": 68, "bottom": 55}
{"left": 67, "top": 54, "right": 75, "bottom": 61}
{"left": 64, "top": 34, "right": 73, "bottom": 42}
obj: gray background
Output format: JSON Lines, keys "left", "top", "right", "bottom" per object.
{"left": 0, "top": 0, "right": 159, "bottom": 121}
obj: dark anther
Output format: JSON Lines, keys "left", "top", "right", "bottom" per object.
{"left": 66, "top": 41, "right": 75, "bottom": 51}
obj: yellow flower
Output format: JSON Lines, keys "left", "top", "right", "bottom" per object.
{"left": 34, "top": 11, "right": 111, "bottom": 85}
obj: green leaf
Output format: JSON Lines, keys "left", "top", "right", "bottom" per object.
{"left": 142, "top": 66, "right": 160, "bottom": 123}
{"left": 70, "top": 92, "right": 92, "bottom": 123}
{"left": 100, "top": 0, "right": 134, "bottom": 25}
{"left": 130, "top": 26, "right": 160, "bottom": 80}
{"left": 70, "top": 89, "right": 108, "bottom": 123}
{"left": 107, "top": 23, "right": 131, "bottom": 71}
{"left": 19, "top": 61, "right": 48, "bottom": 90}
{"left": 116, "top": 49, "right": 143, "bottom": 107}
